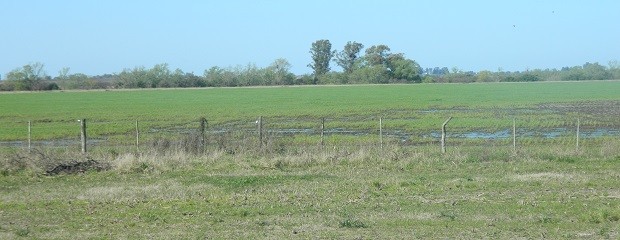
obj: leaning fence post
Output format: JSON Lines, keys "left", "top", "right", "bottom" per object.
{"left": 441, "top": 117, "right": 452, "bottom": 154}
{"left": 28, "top": 121, "right": 32, "bottom": 153}
{"left": 80, "top": 119, "right": 87, "bottom": 153}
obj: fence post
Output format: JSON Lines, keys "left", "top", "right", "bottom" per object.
{"left": 135, "top": 120, "right": 140, "bottom": 153}
{"left": 320, "top": 117, "right": 325, "bottom": 147}
{"left": 80, "top": 119, "right": 87, "bottom": 154}
{"left": 28, "top": 121, "right": 32, "bottom": 153}
{"left": 200, "top": 117, "right": 207, "bottom": 152}
{"left": 379, "top": 117, "right": 383, "bottom": 150}
{"left": 513, "top": 118, "right": 516, "bottom": 152}
{"left": 576, "top": 118, "right": 580, "bottom": 152}
{"left": 257, "top": 116, "right": 263, "bottom": 148}
{"left": 441, "top": 117, "right": 452, "bottom": 154}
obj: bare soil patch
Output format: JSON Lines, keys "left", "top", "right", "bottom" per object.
{"left": 45, "top": 159, "right": 109, "bottom": 175}
{"left": 538, "top": 100, "right": 620, "bottom": 119}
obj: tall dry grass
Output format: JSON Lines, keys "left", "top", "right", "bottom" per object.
{"left": 2, "top": 134, "right": 619, "bottom": 175}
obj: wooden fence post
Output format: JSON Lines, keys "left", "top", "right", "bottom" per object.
{"left": 80, "top": 119, "right": 87, "bottom": 153}
{"left": 441, "top": 117, "right": 452, "bottom": 154}
{"left": 576, "top": 118, "right": 580, "bottom": 152}
{"left": 513, "top": 118, "right": 516, "bottom": 152}
{"left": 257, "top": 116, "right": 263, "bottom": 148}
{"left": 200, "top": 117, "right": 207, "bottom": 152}
{"left": 28, "top": 121, "right": 32, "bottom": 153}
{"left": 320, "top": 117, "right": 325, "bottom": 147}
{"left": 379, "top": 117, "right": 383, "bottom": 150}
{"left": 135, "top": 120, "right": 140, "bottom": 153}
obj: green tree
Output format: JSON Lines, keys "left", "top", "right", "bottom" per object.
{"left": 266, "top": 58, "right": 295, "bottom": 85}
{"left": 58, "top": 67, "right": 70, "bottom": 80}
{"left": 317, "top": 72, "right": 348, "bottom": 85}
{"left": 388, "top": 57, "right": 421, "bottom": 82}
{"left": 360, "top": 47, "right": 421, "bottom": 82}
{"left": 308, "top": 39, "right": 335, "bottom": 79}
{"left": 61, "top": 73, "right": 92, "bottom": 89}
{"left": 203, "top": 66, "right": 226, "bottom": 87}
{"left": 582, "top": 62, "right": 612, "bottom": 80}
{"left": 147, "top": 63, "right": 171, "bottom": 88}
{"left": 334, "top": 41, "right": 364, "bottom": 73}
{"left": 364, "top": 45, "right": 391, "bottom": 66}
{"left": 5, "top": 62, "right": 48, "bottom": 90}
{"left": 116, "top": 66, "right": 148, "bottom": 88}
{"left": 517, "top": 73, "right": 540, "bottom": 82}
{"left": 168, "top": 69, "right": 205, "bottom": 88}
{"left": 609, "top": 60, "right": 620, "bottom": 79}
{"left": 476, "top": 70, "right": 494, "bottom": 82}
{"left": 56, "top": 67, "right": 95, "bottom": 89}
{"left": 349, "top": 65, "right": 391, "bottom": 84}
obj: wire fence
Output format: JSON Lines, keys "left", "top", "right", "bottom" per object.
{"left": 1, "top": 114, "right": 618, "bottom": 155}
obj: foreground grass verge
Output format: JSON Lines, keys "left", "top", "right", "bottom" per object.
{"left": 1, "top": 146, "right": 619, "bottom": 238}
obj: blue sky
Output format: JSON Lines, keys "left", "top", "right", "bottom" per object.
{"left": 1, "top": 0, "right": 619, "bottom": 77}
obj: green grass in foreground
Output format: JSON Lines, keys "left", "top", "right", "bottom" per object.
{"left": 1, "top": 145, "right": 620, "bottom": 238}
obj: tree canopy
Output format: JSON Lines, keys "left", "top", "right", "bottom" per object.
{"left": 2, "top": 63, "right": 57, "bottom": 91}
{"left": 308, "top": 39, "right": 335, "bottom": 78}
{"left": 334, "top": 41, "right": 364, "bottom": 74}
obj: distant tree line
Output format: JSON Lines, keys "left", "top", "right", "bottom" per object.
{"left": 203, "top": 59, "right": 298, "bottom": 87}
{"left": 1, "top": 43, "right": 619, "bottom": 91}
{"left": 421, "top": 61, "right": 620, "bottom": 83}
{"left": 0, "top": 62, "right": 59, "bottom": 91}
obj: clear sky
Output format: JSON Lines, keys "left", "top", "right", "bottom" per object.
{"left": 1, "top": 0, "right": 619, "bottom": 77}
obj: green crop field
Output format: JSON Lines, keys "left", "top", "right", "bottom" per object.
{"left": 1, "top": 81, "right": 620, "bottom": 238}
{"left": 2, "top": 81, "right": 619, "bottom": 121}
{"left": 1, "top": 81, "right": 619, "bottom": 142}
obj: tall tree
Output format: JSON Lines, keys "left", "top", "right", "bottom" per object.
{"left": 334, "top": 41, "right": 364, "bottom": 73}
{"left": 267, "top": 58, "right": 295, "bottom": 85}
{"left": 5, "top": 62, "right": 48, "bottom": 90}
{"left": 361, "top": 46, "right": 421, "bottom": 82}
{"left": 364, "top": 45, "right": 391, "bottom": 66}
{"left": 308, "top": 39, "right": 335, "bottom": 78}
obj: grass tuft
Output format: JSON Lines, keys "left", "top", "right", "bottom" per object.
{"left": 439, "top": 211, "right": 457, "bottom": 221}
{"left": 15, "top": 228, "right": 30, "bottom": 237}
{"left": 339, "top": 218, "right": 368, "bottom": 228}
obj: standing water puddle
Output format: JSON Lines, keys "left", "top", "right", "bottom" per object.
{"left": 1, "top": 128, "right": 617, "bottom": 147}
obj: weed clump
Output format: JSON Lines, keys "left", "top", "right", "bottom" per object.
{"left": 339, "top": 218, "right": 368, "bottom": 228}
